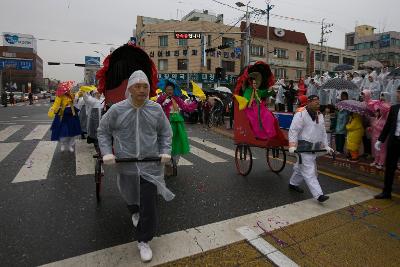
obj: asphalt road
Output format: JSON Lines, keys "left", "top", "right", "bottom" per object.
{"left": 0, "top": 102, "right": 355, "bottom": 266}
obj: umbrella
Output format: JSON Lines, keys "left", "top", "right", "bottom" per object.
{"left": 79, "top": 85, "right": 97, "bottom": 93}
{"left": 387, "top": 67, "right": 400, "bottom": 78}
{"left": 320, "top": 78, "right": 359, "bottom": 90}
{"left": 334, "top": 64, "right": 353, "bottom": 72}
{"left": 214, "top": 86, "right": 232, "bottom": 94}
{"left": 336, "top": 100, "right": 374, "bottom": 116}
{"left": 363, "top": 60, "right": 383, "bottom": 69}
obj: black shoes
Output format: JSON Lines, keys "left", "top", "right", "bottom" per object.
{"left": 374, "top": 192, "right": 392, "bottom": 200}
{"left": 289, "top": 184, "right": 304, "bottom": 193}
{"left": 317, "top": 195, "right": 330, "bottom": 202}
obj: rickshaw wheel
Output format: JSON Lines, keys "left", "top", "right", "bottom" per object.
{"left": 235, "top": 144, "right": 253, "bottom": 176}
{"left": 95, "top": 158, "right": 102, "bottom": 202}
{"left": 266, "top": 147, "right": 286, "bottom": 173}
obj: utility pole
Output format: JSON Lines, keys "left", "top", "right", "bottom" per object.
{"left": 245, "top": 3, "right": 250, "bottom": 66}
{"left": 186, "top": 45, "right": 190, "bottom": 89}
{"left": 318, "top": 18, "right": 333, "bottom": 75}
{"left": 265, "top": 1, "right": 274, "bottom": 64}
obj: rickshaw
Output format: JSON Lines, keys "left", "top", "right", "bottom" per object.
{"left": 233, "top": 61, "right": 289, "bottom": 176}
{"left": 93, "top": 43, "right": 176, "bottom": 201}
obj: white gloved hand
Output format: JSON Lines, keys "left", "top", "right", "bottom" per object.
{"left": 375, "top": 141, "right": 382, "bottom": 151}
{"left": 325, "top": 146, "right": 335, "bottom": 155}
{"left": 102, "top": 154, "right": 116, "bottom": 165}
{"left": 288, "top": 147, "right": 296, "bottom": 154}
{"left": 163, "top": 98, "right": 171, "bottom": 106}
{"left": 160, "top": 154, "right": 171, "bottom": 164}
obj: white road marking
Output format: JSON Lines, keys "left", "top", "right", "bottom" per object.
{"left": 23, "top": 125, "right": 51, "bottom": 140}
{"left": 40, "top": 187, "right": 375, "bottom": 267}
{"left": 0, "top": 142, "right": 19, "bottom": 162}
{"left": 12, "top": 141, "right": 58, "bottom": 183}
{"left": 0, "top": 125, "right": 24, "bottom": 141}
{"left": 177, "top": 157, "right": 193, "bottom": 166}
{"left": 189, "top": 145, "right": 226, "bottom": 163}
{"left": 75, "top": 139, "right": 97, "bottom": 175}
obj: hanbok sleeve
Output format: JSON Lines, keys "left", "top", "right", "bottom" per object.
{"left": 48, "top": 96, "right": 61, "bottom": 118}
{"left": 243, "top": 87, "right": 253, "bottom": 101}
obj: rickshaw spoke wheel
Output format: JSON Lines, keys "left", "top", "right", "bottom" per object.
{"left": 266, "top": 147, "right": 286, "bottom": 173}
{"left": 235, "top": 144, "right": 253, "bottom": 176}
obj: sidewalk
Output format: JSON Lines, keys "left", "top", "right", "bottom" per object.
{"left": 211, "top": 125, "right": 400, "bottom": 194}
{"left": 158, "top": 197, "right": 400, "bottom": 267}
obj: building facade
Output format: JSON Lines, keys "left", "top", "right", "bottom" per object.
{"left": 308, "top": 43, "right": 357, "bottom": 75}
{"left": 242, "top": 22, "right": 309, "bottom": 81}
{"left": 0, "top": 32, "right": 43, "bottom": 93}
{"left": 136, "top": 11, "right": 242, "bottom": 89}
{"left": 345, "top": 25, "right": 400, "bottom": 68}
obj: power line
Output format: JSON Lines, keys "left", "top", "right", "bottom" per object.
{"left": 0, "top": 34, "right": 120, "bottom": 46}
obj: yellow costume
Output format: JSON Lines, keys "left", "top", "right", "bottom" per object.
{"left": 48, "top": 94, "right": 76, "bottom": 119}
{"left": 345, "top": 113, "right": 364, "bottom": 159}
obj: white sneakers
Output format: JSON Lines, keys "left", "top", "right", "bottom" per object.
{"left": 60, "top": 145, "right": 66, "bottom": 152}
{"left": 68, "top": 146, "right": 74, "bottom": 153}
{"left": 60, "top": 145, "right": 74, "bottom": 152}
{"left": 137, "top": 242, "right": 152, "bottom": 262}
{"left": 132, "top": 213, "right": 139, "bottom": 228}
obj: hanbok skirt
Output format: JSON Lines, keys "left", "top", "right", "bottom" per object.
{"left": 51, "top": 107, "right": 82, "bottom": 141}
{"left": 244, "top": 101, "right": 277, "bottom": 140}
{"left": 170, "top": 112, "right": 190, "bottom": 156}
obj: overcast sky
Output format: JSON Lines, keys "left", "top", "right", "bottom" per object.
{"left": 1, "top": 0, "right": 398, "bottom": 82}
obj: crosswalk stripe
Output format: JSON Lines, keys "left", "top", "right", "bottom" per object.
{"left": 190, "top": 145, "right": 226, "bottom": 163}
{"left": 189, "top": 137, "right": 236, "bottom": 157}
{"left": 189, "top": 136, "right": 257, "bottom": 159}
{"left": 178, "top": 157, "right": 193, "bottom": 166}
{"left": 0, "top": 142, "right": 19, "bottom": 162}
{"left": 12, "top": 141, "right": 58, "bottom": 183}
{"left": 36, "top": 104, "right": 42, "bottom": 107}
{"left": 75, "top": 139, "right": 96, "bottom": 175}
{"left": 0, "top": 125, "right": 24, "bottom": 141}
{"left": 23, "top": 125, "right": 51, "bottom": 140}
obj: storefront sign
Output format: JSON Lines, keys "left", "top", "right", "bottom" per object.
{"left": 0, "top": 58, "right": 33, "bottom": 70}
{"left": 174, "top": 32, "right": 202, "bottom": 39}
{"left": 157, "top": 72, "right": 237, "bottom": 84}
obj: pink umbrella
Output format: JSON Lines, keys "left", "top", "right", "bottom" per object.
{"left": 56, "top": 81, "right": 74, "bottom": 96}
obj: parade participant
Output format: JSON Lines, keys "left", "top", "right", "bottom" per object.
{"left": 345, "top": 112, "right": 364, "bottom": 162}
{"left": 97, "top": 70, "right": 173, "bottom": 262}
{"left": 275, "top": 79, "right": 285, "bottom": 112}
{"left": 385, "top": 76, "right": 400, "bottom": 105}
{"left": 335, "top": 92, "right": 349, "bottom": 154}
{"left": 156, "top": 78, "right": 197, "bottom": 166}
{"left": 297, "top": 78, "right": 307, "bottom": 96}
{"left": 377, "top": 67, "right": 390, "bottom": 90}
{"left": 306, "top": 78, "right": 319, "bottom": 97}
{"left": 363, "top": 74, "right": 381, "bottom": 100}
{"left": 48, "top": 81, "right": 81, "bottom": 152}
{"left": 288, "top": 95, "right": 333, "bottom": 202}
{"left": 283, "top": 80, "right": 297, "bottom": 113}
{"left": 369, "top": 100, "right": 390, "bottom": 169}
{"left": 82, "top": 90, "right": 104, "bottom": 147}
{"left": 374, "top": 85, "right": 400, "bottom": 199}
{"left": 295, "top": 95, "right": 308, "bottom": 113}
{"left": 75, "top": 93, "right": 87, "bottom": 139}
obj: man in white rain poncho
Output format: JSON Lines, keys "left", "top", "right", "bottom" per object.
{"left": 362, "top": 74, "right": 381, "bottom": 100}
{"left": 275, "top": 79, "right": 286, "bottom": 111}
{"left": 83, "top": 89, "right": 104, "bottom": 147}
{"left": 97, "top": 70, "right": 173, "bottom": 263}
{"left": 385, "top": 77, "right": 400, "bottom": 105}
{"left": 288, "top": 95, "right": 334, "bottom": 203}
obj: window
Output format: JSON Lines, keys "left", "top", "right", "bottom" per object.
{"left": 177, "top": 59, "right": 188, "bottom": 70}
{"left": 296, "top": 70, "right": 302, "bottom": 79}
{"left": 275, "top": 48, "right": 288, "bottom": 59}
{"left": 178, "top": 39, "right": 187, "bottom": 46}
{"left": 207, "top": 58, "right": 211, "bottom": 71}
{"left": 159, "top": 35, "right": 168, "bottom": 47}
{"left": 346, "top": 34, "right": 355, "bottom": 47}
{"left": 221, "top": 60, "right": 235, "bottom": 72}
{"left": 343, "top": 57, "right": 355, "bottom": 66}
{"left": 296, "top": 51, "right": 304, "bottom": 61}
{"left": 222, "top": 37, "right": 235, "bottom": 47}
{"left": 208, "top": 35, "right": 212, "bottom": 47}
{"left": 250, "top": 45, "right": 264, "bottom": 57}
{"left": 315, "top": 52, "right": 326, "bottom": 62}
{"left": 274, "top": 68, "right": 287, "bottom": 79}
{"left": 158, "top": 59, "right": 168, "bottom": 71}
{"left": 328, "top": 55, "right": 340, "bottom": 64}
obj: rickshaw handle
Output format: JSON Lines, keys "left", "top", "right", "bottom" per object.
{"left": 286, "top": 149, "right": 336, "bottom": 164}
{"left": 93, "top": 155, "right": 161, "bottom": 163}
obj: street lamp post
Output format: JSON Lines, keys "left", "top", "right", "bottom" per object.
{"left": 265, "top": 1, "right": 274, "bottom": 64}
{"left": 236, "top": 2, "right": 251, "bottom": 66}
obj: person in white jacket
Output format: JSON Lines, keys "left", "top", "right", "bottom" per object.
{"left": 288, "top": 95, "right": 334, "bottom": 202}
{"left": 97, "top": 70, "right": 173, "bottom": 263}
{"left": 82, "top": 90, "right": 104, "bottom": 147}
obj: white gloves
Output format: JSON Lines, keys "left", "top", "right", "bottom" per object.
{"left": 288, "top": 147, "right": 296, "bottom": 154}
{"left": 160, "top": 154, "right": 171, "bottom": 164}
{"left": 375, "top": 141, "right": 382, "bottom": 151}
{"left": 325, "top": 146, "right": 335, "bottom": 155}
{"left": 163, "top": 98, "right": 171, "bottom": 106}
{"left": 102, "top": 154, "right": 116, "bottom": 165}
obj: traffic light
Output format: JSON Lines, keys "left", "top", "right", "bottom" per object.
{"left": 47, "top": 62, "right": 60, "bottom": 65}
{"left": 74, "top": 64, "right": 86, "bottom": 67}
{"left": 215, "top": 67, "right": 226, "bottom": 80}
{"left": 205, "top": 48, "right": 216, "bottom": 53}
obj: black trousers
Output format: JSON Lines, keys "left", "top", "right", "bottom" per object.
{"left": 335, "top": 134, "right": 346, "bottom": 153}
{"left": 383, "top": 138, "right": 400, "bottom": 194}
{"left": 127, "top": 179, "right": 158, "bottom": 242}
{"left": 287, "top": 102, "right": 294, "bottom": 113}
{"left": 362, "top": 135, "right": 371, "bottom": 155}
